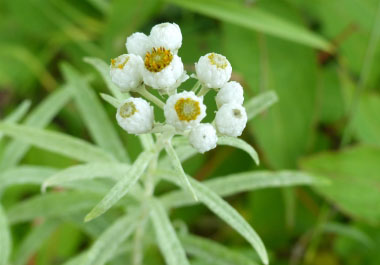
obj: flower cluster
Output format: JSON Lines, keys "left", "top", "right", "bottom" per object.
{"left": 111, "top": 23, "right": 248, "bottom": 153}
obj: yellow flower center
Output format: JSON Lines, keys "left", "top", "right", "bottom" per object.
{"left": 144, "top": 47, "right": 173, "bottom": 72}
{"left": 119, "top": 102, "right": 137, "bottom": 118}
{"left": 111, "top": 56, "right": 129, "bottom": 69}
{"left": 208, "top": 53, "right": 228, "bottom": 69}
{"left": 175, "top": 98, "right": 201, "bottom": 121}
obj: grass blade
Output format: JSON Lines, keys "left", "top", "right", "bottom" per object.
{"left": 83, "top": 211, "right": 139, "bottom": 265}
{"left": 0, "top": 204, "right": 11, "bottom": 265}
{"left": 12, "top": 219, "right": 59, "bottom": 265}
{"left": 3, "top": 100, "right": 31, "bottom": 123}
{"left": 62, "top": 64, "right": 129, "bottom": 163}
{"left": 42, "top": 163, "right": 130, "bottom": 192}
{"left": 165, "top": 0, "right": 332, "bottom": 51}
{"left": 150, "top": 200, "right": 190, "bottom": 265}
{"left": 180, "top": 233, "right": 259, "bottom": 265}
{"left": 217, "top": 136, "right": 259, "bottom": 165}
{"left": 85, "top": 151, "right": 154, "bottom": 222}
{"left": 0, "top": 123, "right": 115, "bottom": 163}
{"left": 245, "top": 91, "right": 278, "bottom": 121}
{"left": 165, "top": 142, "right": 198, "bottom": 200}
{"left": 0, "top": 88, "right": 72, "bottom": 170}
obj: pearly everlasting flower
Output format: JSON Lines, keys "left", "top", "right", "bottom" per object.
{"left": 126, "top": 32, "right": 152, "bottom": 58}
{"left": 116, "top": 97, "right": 154, "bottom": 134}
{"left": 215, "top": 81, "right": 244, "bottom": 108}
{"left": 150, "top": 22, "right": 182, "bottom": 53}
{"left": 215, "top": 103, "right": 247, "bottom": 137}
{"left": 189, "top": 123, "right": 218, "bottom": 153}
{"left": 164, "top": 91, "right": 206, "bottom": 131}
{"left": 142, "top": 48, "right": 187, "bottom": 93}
{"left": 195, "top": 53, "right": 232, "bottom": 89}
{"left": 110, "top": 54, "right": 143, "bottom": 92}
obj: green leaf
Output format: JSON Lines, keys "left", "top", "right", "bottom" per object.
{"left": 84, "top": 57, "right": 123, "bottom": 100}
{"left": 150, "top": 200, "right": 190, "bottom": 265}
{"left": 0, "top": 204, "right": 11, "bottom": 265}
{"left": 3, "top": 100, "right": 31, "bottom": 123}
{"left": 322, "top": 222, "right": 373, "bottom": 248}
{"left": 6, "top": 191, "right": 108, "bottom": 224}
{"left": 12, "top": 219, "right": 59, "bottom": 265}
{"left": 0, "top": 123, "right": 115, "bottom": 163}
{"left": 62, "top": 64, "right": 129, "bottom": 163}
{"left": 83, "top": 211, "right": 139, "bottom": 265}
{"left": 0, "top": 88, "right": 72, "bottom": 170}
{"left": 217, "top": 136, "right": 259, "bottom": 165}
{"left": 180, "top": 233, "right": 259, "bottom": 265}
{"left": 42, "top": 163, "right": 130, "bottom": 192}
{"left": 244, "top": 90, "right": 278, "bottom": 121}
{"left": 85, "top": 151, "right": 154, "bottom": 222}
{"left": 166, "top": 0, "right": 332, "bottom": 51}
{"left": 165, "top": 142, "right": 198, "bottom": 200}
{"left": 300, "top": 145, "right": 380, "bottom": 224}
{"left": 162, "top": 174, "right": 269, "bottom": 265}
{"left": 160, "top": 170, "right": 327, "bottom": 208}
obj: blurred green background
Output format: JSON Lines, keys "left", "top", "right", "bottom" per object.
{"left": 1, "top": 0, "right": 380, "bottom": 264}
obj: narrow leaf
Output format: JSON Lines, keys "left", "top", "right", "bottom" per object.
{"left": 244, "top": 91, "right": 278, "bottom": 120}
{"left": 3, "top": 100, "right": 31, "bottom": 123}
{"left": 165, "top": 0, "right": 332, "bottom": 51}
{"left": 85, "top": 151, "right": 154, "bottom": 222}
{"left": 0, "top": 88, "right": 72, "bottom": 170}
{"left": 217, "top": 136, "right": 259, "bottom": 165}
{"left": 83, "top": 210, "right": 139, "bottom": 265}
{"left": 0, "top": 123, "right": 115, "bottom": 163}
{"left": 0, "top": 204, "right": 11, "bottom": 265}
{"left": 180, "top": 233, "right": 259, "bottom": 265}
{"left": 100, "top": 93, "right": 121, "bottom": 108}
{"left": 165, "top": 142, "right": 198, "bottom": 200}
{"left": 150, "top": 200, "right": 190, "bottom": 265}
{"left": 323, "top": 222, "right": 373, "bottom": 248}
{"left": 42, "top": 163, "right": 130, "bottom": 192}
{"left": 62, "top": 64, "right": 129, "bottom": 163}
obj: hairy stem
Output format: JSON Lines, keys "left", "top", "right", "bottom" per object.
{"left": 138, "top": 86, "right": 165, "bottom": 109}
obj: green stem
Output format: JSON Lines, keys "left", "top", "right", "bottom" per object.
{"left": 138, "top": 86, "right": 165, "bottom": 109}
{"left": 191, "top": 80, "right": 201, "bottom": 93}
{"left": 197, "top": 85, "right": 211, "bottom": 97}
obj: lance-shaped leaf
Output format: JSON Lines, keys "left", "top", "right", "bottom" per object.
{"left": 165, "top": 142, "right": 198, "bottom": 200}
{"left": 83, "top": 210, "right": 139, "bottom": 265}
{"left": 165, "top": 0, "right": 332, "bottom": 51}
{"left": 151, "top": 200, "right": 190, "bottom": 265}
{"left": 85, "top": 151, "right": 154, "bottom": 222}
{"left": 0, "top": 123, "right": 115, "bottom": 163}
{"left": 0, "top": 204, "right": 11, "bottom": 265}
{"left": 0, "top": 87, "right": 72, "bottom": 170}
{"left": 62, "top": 64, "right": 129, "bottom": 163}
{"left": 180, "top": 233, "right": 259, "bottom": 265}
{"left": 217, "top": 136, "right": 259, "bottom": 165}
{"left": 0, "top": 99, "right": 31, "bottom": 141}
{"left": 244, "top": 90, "right": 278, "bottom": 121}
{"left": 42, "top": 163, "right": 130, "bottom": 192}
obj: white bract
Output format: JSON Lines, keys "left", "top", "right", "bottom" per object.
{"left": 164, "top": 91, "right": 206, "bottom": 131}
{"left": 189, "top": 123, "right": 218, "bottom": 153}
{"left": 110, "top": 54, "right": 143, "bottom": 92}
{"left": 195, "top": 53, "right": 232, "bottom": 89}
{"left": 215, "top": 103, "right": 247, "bottom": 137}
{"left": 216, "top": 81, "right": 244, "bottom": 108}
{"left": 126, "top": 32, "right": 152, "bottom": 58}
{"left": 116, "top": 97, "right": 154, "bottom": 134}
{"left": 150, "top": 22, "right": 182, "bottom": 53}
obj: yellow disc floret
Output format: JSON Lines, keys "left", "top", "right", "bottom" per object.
{"left": 119, "top": 101, "right": 137, "bottom": 118}
{"left": 208, "top": 53, "right": 228, "bottom": 69}
{"left": 174, "top": 98, "right": 201, "bottom": 121}
{"left": 111, "top": 56, "right": 129, "bottom": 69}
{"left": 144, "top": 47, "right": 173, "bottom": 72}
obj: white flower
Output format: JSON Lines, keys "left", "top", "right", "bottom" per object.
{"left": 195, "top": 53, "right": 232, "bottom": 89}
{"left": 150, "top": 22, "right": 182, "bottom": 53}
{"left": 116, "top": 97, "right": 154, "bottom": 134}
{"left": 215, "top": 103, "right": 247, "bottom": 137}
{"left": 110, "top": 54, "right": 143, "bottom": 92}
{"left": 189, "top": 123, "right": 218, "bottom": 153}
{"left": 164, "top": 91, "right": 206, "bottom": 131}
{"left": 142, "top": 48, "right": 187, "bottom": 93}
{"left": 215, "top": 81, "right": 244, "bottom": 108}
{"left": 126, "top": 32, "right": 152, "bottom": 58}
